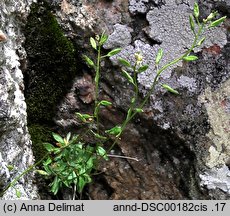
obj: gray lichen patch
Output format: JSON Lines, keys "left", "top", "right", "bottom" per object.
{"left": 177, "top": 75, "right": 197, "bottom": 93}
{"left": 144, "top": 1, "right": 227, "bottom": 81}
{"left": 200, "top": 165, "right": 230, "bottom": 196}
{"left": 107, "top": 1, "right": 227, "bottom": 92}
{"left": 129, "top": 0, "right": 149, "bottom": 15}
{"left": 54, "top": 0, "right": 131, "bottom": 33}
{"left": 103, "top": 24, "right": 132, "bottom": 49}
{"left": 59, "top": 0, "right": 96, "bottom": 30}
{"left": 0, "top": 0, "right": 39, "bottom": 200}
{"left": 198, "top": 79, "right": 230, "bottom": 169}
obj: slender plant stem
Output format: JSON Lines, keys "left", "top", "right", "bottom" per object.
{"left": 0, "top": 152, "right": 49, "bottom": 197}
{"left": 107, "top": 154, "right": 139, "bottom": 161}
{"left": 72, "top": 184, "right": 76, "bottom": 200}
{"left": 95, "top": 45, "right": 101, "bottom": 133}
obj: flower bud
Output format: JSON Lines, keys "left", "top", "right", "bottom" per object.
{"left": 206, "top": 12, "right": 217, "bottom": 21}
{"left": 95, "top": 34, "right": 100, "bottom": 41}
{"left": 135, "top": 52, "right": 143, "bottom": 63}
{"left": 203, "top": 12, "right": 217, "bottom": 23}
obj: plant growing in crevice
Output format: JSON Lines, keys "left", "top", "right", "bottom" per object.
{"left": 0, "top": 2, "right": 226, "bottom": 199}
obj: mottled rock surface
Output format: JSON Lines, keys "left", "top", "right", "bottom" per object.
{"left": 0, "top": 0, "right": 38, "bottom": 199}
{"left": 48, "top": 0, "right": 229, "bottom": 199}
{"left": 2, "top": 0, "right": 229, "bottom": 200}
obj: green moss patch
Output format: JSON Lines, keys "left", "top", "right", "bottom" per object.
{"left": 23, "top": 1, "right": 81, "bottom": 162}
{"left": 28, "top": 124, "right": 52, "bottom": 162}
{"left": 24, "top": 0, "right": 78, "bottom": 124}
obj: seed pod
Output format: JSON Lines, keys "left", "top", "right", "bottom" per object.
{"left": 155, "top": 48, "right": 163, "bottom": 65}
{"left": 90, "top": 37, "right": 97, "bottom": 50}
{"left": 189, "top": 15, "right": 195, "bottom": 32}
{"left": 209, "top": 16, "right": 227, "bottom": 28}
{"left": 197, "top": 37, "right": 206, "bottom": 46}
{"left": 194, "top": 2, "right": 199, "bottom": 19}
{"left": 106, "top": 48, "right": 122, "bottom": 57}
{"left": 183, "top": 55, "right": 198, "bottom": 61}
{"left": 162, "top": 84, "right": 179, "bottom": 95}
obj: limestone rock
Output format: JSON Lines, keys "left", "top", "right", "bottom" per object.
{"left": 0, "top": 0, "right": 38, "bottom": 200}
{"left": 2, "top": 0, "right": 229, "bottom": 200}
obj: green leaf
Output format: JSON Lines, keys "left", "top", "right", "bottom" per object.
{"left": 127, "top": 108, "right": 132, "bottom": 119}
{"left": 208, "top": 16, "right": 227, "bottom": 28}
{"left": 43, "top": 143, "right": 55, "bottom": 152}
{"left": 72, "top": 171, "right": 77, "bottom": 179}
{"left": 79, "top": 166, "right": 86, "bottom": 175}
{"left": 105, "top": 126, "right": 122, "bottom": 137}
{"left": 76, "top": 112, "right": 93, "bottom": 122}
{"left": 118, "top": 58, "right": 131, "bottom": 68}
{"left": 205, "top": 12, "right": 217, "bottom": 22}
{"left": 96, "top": 146, "right": 106, "bottom": 157}
{"left": 138, "top": 65, "right": 149, "bottom": 73}
{"left": 99, "top": 33, "right": 108, "bottom": 45}
{"left": 76, "top": 143, "right": 83, "bottom": 150}
{"left": 194, "top": 2, "right": 199, "bottom": 18}
{"left": 69, "top": 134, "right": 79, "bottom": 145}
{"left": 86, "top": 145, "right": 95, "bottom": 154}
{"left": 52, "top": 133, "right": 64, "bottom": 145}
{"left": 50, "top": 176, "right": 60, "bottom": 195}
{"left": 36, "top": 170, "right": 49, "bottom": 176}
{"left": 67, "top": 171, "right": 77, "bottom": 180}
{"left": 96, "top": 146, "right": 108, "bottom": 160}
{"left": 183, "top": 55, "right": 198, "bottom": 61}
{"left": 66, "top": 132, "right": 71, "bottom": 143}
{"left": 90, "top": 130, "right": 107, "bottom": 140}
{"left": 162, "top": 84, "right": 179, "bottom": 95}
{"left": 7, "top": 165, "right": 14, "bottom": 171}
{"left": 75, "top": 112, "right": 84, "bottom": 122}
{"left": 106, "top": 48, "right": 122, "bottom": 57}
{"left": 83, "top": 55, "right": 95, "bottom": 68}
{"left": 99, "top": 100, "right": 112, "bottom": 106}
{"left": 94, "top": 105, "right": 100, "bottom": 118}
{"left": 86, "top": 157, "right": 95, "bottom": 170}
{"left": 189, "top": 15, "right": 195, "bottom": 32}
{"left": 155, "top": 48, "right": 163, "bottom": 65}
{"left": 43, "top": 157, "right": 52, "bottom": 166}
{"left": 90, "top": 37, "right": 97, "bottom": 50}
{"left": 135, "top": 108, "right": 144, "bottom": 113}
{"left": 63, "top": 180, "right": 71, "bottom": 188}
{"left": 77, "top": 176, "right": 86, "bottom": 192}
{"left": 43, "top": 164, "right": 52, "bottom": 175}
{"left": 121, "top": 69, "right": 134, "bottom": 85}
{"left": 197, "top": 37, "right": 206, "bottom": 46}
{"left": 53, "top": 148, "right": 61, "bottom": 154}
{"left": 83, "top": 173, "right": 92, "bottom": 183}
{"left": 15, "top": 189, "right": 21, "bottom": 198}
{"left": 82, "top": 114, "right": 94, "bottom": 119}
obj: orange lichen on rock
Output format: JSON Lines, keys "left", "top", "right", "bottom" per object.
{"left": 203, "top": 44, "right": 221, "bottom": 55}
{"left": 0, "top": 30, "right": 7, "bottom": 42}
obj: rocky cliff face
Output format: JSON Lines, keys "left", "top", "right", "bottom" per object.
{"left": 0, "top": 0, "right": 38, "bottom": 199}
{"left": 50, "top": 0, "right": 230, "bottom": 199}
{"left": 1, "top": 0, "right": 229, "bottom": 200}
